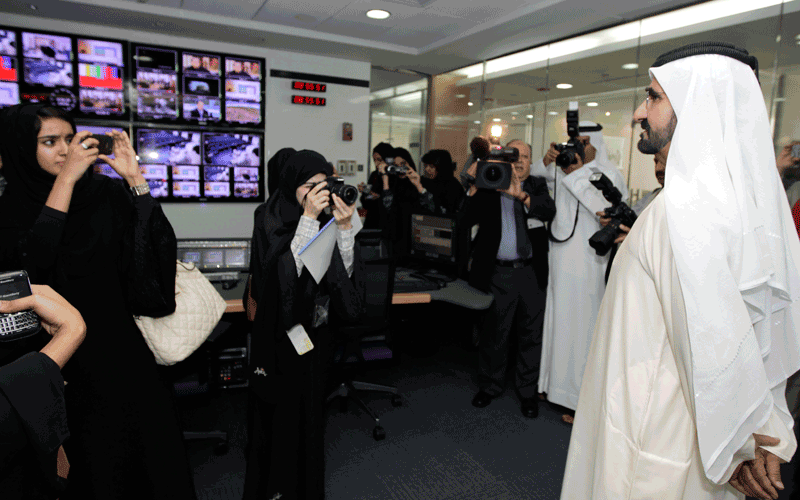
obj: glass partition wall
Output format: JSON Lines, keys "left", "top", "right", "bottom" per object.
{"left": 426, "top": 0, "right": 797, "bottom": 202}
{"left": 369, "top": 73, "right": 428, "bottom": 170}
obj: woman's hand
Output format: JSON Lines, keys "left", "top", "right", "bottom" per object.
{"left": 303, "top": 182, "right": 330, "bottom": 219}
{"left": 0, "top": 285, "right": 86, "bottom": 369}
{"left": 376, "top": 161, "right": 388, "bottom": 175}
{"left": 99, "top": 130, "right": 145, "bottom": 187}
{"left": 332, "top": 194, "right": 355, "bottom": 230}
{"left": 406, "top": 168, "right": 425, "bottom": 192}
{"left": 59, "top": 131, "right": 98, "bottom": 184}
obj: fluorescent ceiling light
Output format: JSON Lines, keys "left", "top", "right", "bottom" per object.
{"left": 455, "top": 94, "right": 466, "bottom": 98}
{"left": 526, "top": 114, "right": 533, "bottom": 119}
{"left": 378, "top": 112, "right": 386, "bottom": 116}
{"left": 548, "top": 111, "right": 559, "bottom": 115}
{"left": 622, "top": 63, "right": 639, "bottom": 70}
{"left": 511, "top": 111, "right": 519, "bottom": 115}
{"left": 474, "top": 120, "right": 481, "bottom": 124}
{"left": 587, "top": 102, "right": 598, "bottom": 107}
{"left": 492, "top": 118, "right": 501, "bottom": 122}
{"left": 467, "top": 102, "right": 473, "bottom": 106}
{"left": 366, "top": 9, "right": 390, "bottom": 20}
{"left": 556, "top": 83, "right": 572, "bottom": 89}
{"left": 29, "top": 4, "right": 37, "bottom": 10}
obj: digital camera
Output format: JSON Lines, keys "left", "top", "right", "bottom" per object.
{"left": 554, "top": 104, "right": 585, "bottom": 169}
{"left": 475, "top": 146, "right": 518, "bottom": 190}
{"left": 323, "top": 176, "right": 358, "bottom": 205}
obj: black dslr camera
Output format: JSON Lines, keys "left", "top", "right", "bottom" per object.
{"left": 322, "top": 176, "right": 358, "bottom": 205}
{"left": 588, "top": 172, "right": 637, "bottom": 256}
{"left": 475, "top": 146, "right": 518, "bottom": 190}
{"left": 384, "top": 157, "right": 407, "bottom": 176}
{"left": 554, "top": 102, "right": 585, "bottom": 169}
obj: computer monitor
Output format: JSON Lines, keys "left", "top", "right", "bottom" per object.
{"left": 409, "top": 214, "right": 468, "bottom": 274}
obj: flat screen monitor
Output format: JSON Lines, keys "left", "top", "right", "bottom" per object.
{"left": 225, "top": 100, "right": 260, "bottom": 125}
{"left": 78, "top": 63, "right": 122, "bottom": 90}
{"left": 182, "top": 52, "right": 220, "bottom": 77}
{"left": 183, "top": 96, "right": 220, "bottom": 122}
{"left": 135, "top": 46, "right": 177, "bottom": 72}
{"left": 79, "top": 88, "right": 124, "bottom": 116}
{"left": 137, "top": 94, "right": 178, "bottom": 120}
{"left": 77, "top": 39, "right": 123, "bottom": 66}
{"left": 225, "top": 57, "right": 260, "bottom": 80}
{"left": 203, "top": 132, "right": 260, "bottom": 167}
{"left": 137, "top": 129, "right": 202, "bottom": 165}
{"left": 0, "top": 56, "right": 17, "bottom": 82}
{"left": 225, "top": 78, "right": 260, "bottom": 102}
{"left": 22, "top": 32, "right": 72, "bottom": 61}
{"left": 136, "top": 70, "right": 176, "bottom": 93}
{"left": 0, "top": 30, "right": 16, "bottom": 56}
{"left": 410, "top": 214, "right": 460, "bottom": 264}
{"left": 183, "top": 76, "right": 219, "bottom": 97}
{"left": 23, "top": 58, "right": 73, "bottom": 87}
{"left": 172, "top": 165, "right": 200, "bottom": 181}
{"left": 0, "top": 82, "right": 19, "bottom": 108}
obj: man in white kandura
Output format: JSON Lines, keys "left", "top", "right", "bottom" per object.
{"left": 534, "top": 122, "right": 627, "bottom": 421}
{"left": 561, "top": 42, "right": 799, "bottom": 500}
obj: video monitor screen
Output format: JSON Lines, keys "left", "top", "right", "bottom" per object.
{"left": 172, "top": 165, "right": 200, "bottom": 181}
{"left": 181, "top": 250, "right": 201, "bottom": 265}
{"left": 141, "top": 164, "right": 169, "bottom": 180}
{"left": 203, "top": 133, "right": 260, "bottom": 167}
{"left": 137, "top": 129, "right": 201, "bottom": 165}
{"left": 183, "top": 96, "right": 220, "bottom": 122}
{"left": 135, "top": 46, "right": 177, "bottom": 72}
{"left": 183, "top": 76, "right": 219, "bottom": 97}
{"left": 0, "top": 82, "right": 20, "bottom": 108}
{"left": 182, "top": 52, "right": 220, "bottom": 77}
{"left": 79, "top": 63, "right": 123, "bottom": 90}
{"left": 234, "top": 166, "right": 259, "bottom": 182}
{"left": 79, "top": 88, "right": 124, "bottom": 116}
{"left": 77, "top": 39, "right": 123, "bottom": 66}
{"left": 22, "top": 32, "right": 72, "bottom": 61}
{"left": 225, "top": 100, "right": 261, "bottom": 125}
{"left": 136, "top": 70, "right": 176, "bottom": 93}
{"left": 137, "top": 94, "right": 178, "bottom": 120}
{"left": 203, "top": 249, "right": 224, "bottom": 268}
{"left": 23, "top": 58, "right": 73, "bottom": 87}
{"left": 204, "top": 181, "right": 230, "bottom": 198}
{"left": 173, "top": 181, "right": 201, "bottom": 199}
{"left": 0, "top": 30, "right": 16, "bottom": 56}
{"left": 411, "top": 214, "right": 456, "bottom": 260}
{"left": 225, "top": 248, "right": 247, "bottom": 268}
{"left": 148, "top": 180, "right": 169, "bottom": 198}
{"left": 225, "top": 58, "right": 260, "bottom": 80}
{"left": 0, "top": 56, "right": 17, "bottom": 82}
{"left": 225, "top": 79, "right": 260, "bottom": 102}
{"left": 234, "top": 182, "right": 259, "bottom": 199}
{"left": 204, "top": 166, "right": 230, "bottom": 182}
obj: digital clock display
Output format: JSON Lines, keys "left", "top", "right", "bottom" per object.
{"left": 292, "top": 80, "right": 326, "bottom": 92}
{"left": 292, "top": 95, "right": 326, "bottom": 106}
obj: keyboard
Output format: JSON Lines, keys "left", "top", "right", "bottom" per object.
{"left": 393, "top": 269, "right": 442, "bottom": 294}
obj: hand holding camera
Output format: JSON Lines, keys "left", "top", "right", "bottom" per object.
{"left": 60, "top": 130, "right": 99, "bottom": 184}
{"left": 331, "top": 193, "right": 356, "bottom": 230}
{"left": 405, "top": 167, "right": 425, "bottom": 192}
{"left": 99, "top": 130, "right": 144, "bottom": 186}
{"left": 303, "top": 182, "right": 330, "bottom": 219}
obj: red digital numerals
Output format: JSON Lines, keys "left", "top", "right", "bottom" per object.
{"left": 292, "top": 95, "right": 326, "bottom": 106}
{"left": 292, "top": 81, "right": 326, "bottom": 92}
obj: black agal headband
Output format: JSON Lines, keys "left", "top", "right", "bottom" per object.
{"left": 651, "top": 42, "right": 759, "bottom": 81}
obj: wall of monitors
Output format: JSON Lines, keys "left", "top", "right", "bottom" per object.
{"left": 1, "top": 26, "right": 267, "bottom": 203}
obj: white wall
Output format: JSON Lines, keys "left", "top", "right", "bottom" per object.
{"left": 3, "top": 13, "right": 371, "bottom": 239}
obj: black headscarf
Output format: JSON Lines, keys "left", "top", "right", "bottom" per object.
{"left": 0, "top": 104, "right": 104, "bottom": 222}
{"left": 266, "top": 147, "right": 296, "bottom": 196}
{"left": 372, "top": 142, "right": 393, "bottom": 162}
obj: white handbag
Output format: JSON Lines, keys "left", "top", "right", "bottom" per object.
{"left": 135, "top": 260, "right": 227, "bottom": 366}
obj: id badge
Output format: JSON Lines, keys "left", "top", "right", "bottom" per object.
{"left": 287, "top": 324, "right": 314, "bottom": 355}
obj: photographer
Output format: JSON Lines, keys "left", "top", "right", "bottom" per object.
{"left": 462, "top": 140, "right": 555, "bottom": 418}
{"left": 358, "top": 142, "right": 393, "bottom": 229}
{"left": 420, "top": 149, "right": 465, "bottom": 215}
{"left": 0, "top": 285, "right": 85, "bottom": 499}
{"left": 535, "top": 121, "right": 628, "bottom": 424}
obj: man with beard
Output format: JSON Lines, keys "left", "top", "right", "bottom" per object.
{"left": 561, "top": 42, "right": 798, "bottom": 500}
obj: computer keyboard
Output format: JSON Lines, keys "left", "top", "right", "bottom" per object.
{"left": 393, "top": 269, "right": 442, "bottom": 293}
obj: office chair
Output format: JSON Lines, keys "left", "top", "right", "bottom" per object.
{"left": 327, "top": 231, "right": 402, "bottom": 441}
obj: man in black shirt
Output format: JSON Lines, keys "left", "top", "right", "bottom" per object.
{"left": 190, "top": 100, "right": 210, "bottom": 119}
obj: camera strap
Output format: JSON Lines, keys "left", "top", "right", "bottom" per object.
{"left": 547, "top": 176, "right": 580, "bottom": 243}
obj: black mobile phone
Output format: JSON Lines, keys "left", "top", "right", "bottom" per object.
{"left": 0, "top": 270, "right": 41, "bottom": 342}
{"left": 93, "top": 134, "right": 115, "bottom": 156}
{"left": 791, "top": 144, "right": 800, "bottom": 159}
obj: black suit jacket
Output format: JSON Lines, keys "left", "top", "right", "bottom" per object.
{"left": 190, "top": 109, "right": 209, "bottom": 119}
{"left": 460, "top": 175, "right": 555, "bottom": 293}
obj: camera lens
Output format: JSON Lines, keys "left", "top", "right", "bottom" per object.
{"left": 485, "top": 166, "right": 502, "bottom": 182}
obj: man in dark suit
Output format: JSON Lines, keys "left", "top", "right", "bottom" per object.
{"left": 461, "top": 139, "right": 555, "bottom": 418}
{"left": 190, "top": 100, "right": 210, "bottom": 119}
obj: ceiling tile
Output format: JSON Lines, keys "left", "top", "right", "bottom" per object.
{"left": 121, "top": 0, "right": 182, "bottom": 6}
{"left": 315, "top": 17, "right": 394, "bottom": 41}
{"left": 380, "top": 29, "right": 447, "bottom": 48}
{"left": 425, "top": 0, "right": 529, "bottom": 22}
{"left": 396, "top": 10, "right": 474, "bottom": 34}
{"left": 252, "top": 5, "right": 326, "bottom": 27}
{"left": 181, "top": 0, "right": 264, "bottom": 20}
{"left": 257, "top": 0, "right": 351, "bottom": 18}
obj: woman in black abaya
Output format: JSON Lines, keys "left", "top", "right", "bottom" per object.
{"left": 0, "top": 104, "right": 196, "bottom": 499}
{"left": 244, "top": 150, "right": 364, "bottom": 500}
{"left": 420, "top": 149, "right": 465, "bottom": 215}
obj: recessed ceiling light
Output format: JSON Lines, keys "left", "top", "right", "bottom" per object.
{"left": 467, "top": 101, "right": 473, "bottom": 106}
{"left": 526, "top": 114, "right": 533, "bottom": 119}
{"left": 605, "top": 111, "right": 611, "bottom": 116}
{"left": 548, "top": 111, "right": 558, "bottom": 115}
{"left": 29, "top": 4, "right": 38, "bottom": 9}
{"left": 455, "top": 94, "right": 466, "bottom": 98}
{"left": 587, "top": 102, "right": 599, "bottom": 107}
{"left": 366, "top": 9, "right": 391, "bottom": 20}
{"left": 511, "top": 111, "right": 519, "bottom": 115}
{"left": 473, "top": 120, "right": 481, "bottom": 124}
{"left": 556, "top": 83, "right": 572, "bottom": 89}
{"left": 378, "top": 112, "right": 386, "bottom": 116}
{"left": 621, "top": 63, "right": 639, "bottom": 70}
{"left": 492, "top": 118, "right": 501, "bottom": 122}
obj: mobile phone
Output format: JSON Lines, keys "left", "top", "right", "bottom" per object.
{"left": 791, "top": 144, "right": 800, "bottom": 159}
{"left": 0, "top": 270, "right": 41, "bottom": 342}
{"left": 93, "top": 134, "right": 115, "bottom": 156}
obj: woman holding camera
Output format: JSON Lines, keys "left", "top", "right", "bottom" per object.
{"left": 0, "top": 104, "right": 196, "bottom": 499}
{"left": 244, "top": 150, "right": 363, "bottom": 500}
{"left": 420, "top": 149, "right": 465, "bottom": 215}
{"left": 358, "top": 142, "right": 394, "bottom": 229}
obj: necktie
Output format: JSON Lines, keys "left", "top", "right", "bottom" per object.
{"left": 514, "top": 193, "right": 532, "bottom": 259}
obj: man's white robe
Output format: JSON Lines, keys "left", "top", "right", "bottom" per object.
{"left": 535, "top": 158, "right": 628, "bottom": 410}
{"left": 560, "top": 194, "right": 796, "bottom": 499}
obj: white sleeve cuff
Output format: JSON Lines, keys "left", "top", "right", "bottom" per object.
{"left": 336, "top": 225, "right": 356, "bottom": 278}
{"left": 290, "top": 216, "right": 321, "bottom": 276}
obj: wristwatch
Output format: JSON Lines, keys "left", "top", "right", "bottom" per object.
{"left": 130, "top": 182, "right": 150, "bottom": 196}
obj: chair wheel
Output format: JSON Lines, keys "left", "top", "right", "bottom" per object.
{"left": 213, "top": 443, "right": 229, "bottom": 455}
{"left": 373, "top": 426, "right": 386, "bottom": 441}
{"left": 391, "top": 395, "right": 402, "bottom": 407}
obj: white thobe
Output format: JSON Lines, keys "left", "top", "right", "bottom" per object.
{"left": 560, "top": 194, "right": 797, "bottom": 499}
{"left": 535, "top": 159, "right": 628, "bottom": 410}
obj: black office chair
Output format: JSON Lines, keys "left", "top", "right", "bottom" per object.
{"left": 327, "top": 231, "right": 401, "bottom": 441}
